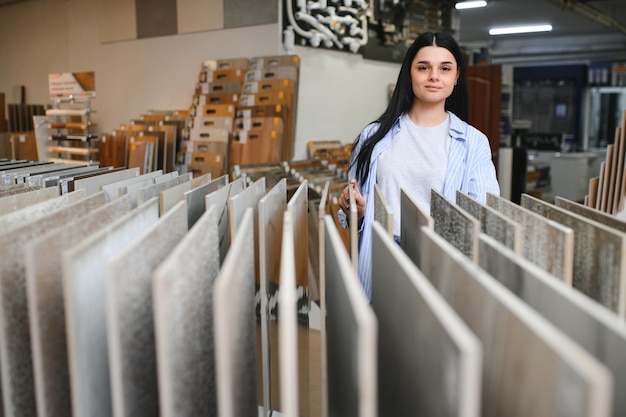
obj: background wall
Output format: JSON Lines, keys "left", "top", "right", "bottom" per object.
{"left": 0, "top": 0, "right": 400, "bottom": 160}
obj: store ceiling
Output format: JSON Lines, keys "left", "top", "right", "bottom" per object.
{"left": 457, "top": 0, "right": 626, "bottom": 42}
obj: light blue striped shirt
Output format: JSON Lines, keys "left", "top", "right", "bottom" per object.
{"left": 339, "top": 111, "right": 500, "bottom": 301}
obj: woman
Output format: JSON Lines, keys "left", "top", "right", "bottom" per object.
{"left": 338, "top": 31, "right": 500, "bottom": 300}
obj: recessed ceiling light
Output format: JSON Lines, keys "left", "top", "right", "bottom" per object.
{"left": 489, "top": 24, "right": 553, "bottom": 35}
{"left": 455, "top": 1, "right": 487, "bottom": 10}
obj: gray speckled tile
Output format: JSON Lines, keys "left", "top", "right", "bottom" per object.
{"left": 479, "top": 233, "right": 626, "bottom": 417}
{"left": 521, "top": 193, "right": 626, "bottom": 317}
{"left": 456, "top": 190, "right": 522, "bottom": 254}
{"left": 214, "top": 208, "right": 258, "bottom": 417}
{"left": 400, "top": 189, "right": 433, "bottom": 269}
{"left": 324, "top": 215, "right": 377, "bottom": 417}
{"left": 63, "top": 199, "right": 159, "bottom": 417}
{"left": 152, "top": 205, "right": 219, "bottom": 417}
{"left": 0, "top": 191, "right": 107, "bottom": 417}
{"left": 430, "top": 189, "right": 480, "bottom": 262}
{"left": 185, "top": 174, "right": 228, "bottom": 230}
{"left": 107, "top": 200, "right": 188, "bottom": 417}
{"left": 486, "top": 192, "right": 574, "bottom": 284}
{"left": 420, "top": 226, "right": 612, "bottom": 417}
{"left": 0, "top": 187, "right": 58, "bottom": 216}
{"left": 372, "top": 221, "right": 481, "bottom": 417}
{"left": 555, "top": 196, "right": 626, "bottom": 233}
{"left": 25, "top": 194, "right": 133, "bottom": 417}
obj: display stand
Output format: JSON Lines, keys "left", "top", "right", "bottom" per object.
{"left": 45, "top": 96, "right": 99, "bottom": 165}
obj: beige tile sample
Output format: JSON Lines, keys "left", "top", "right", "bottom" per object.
{"left": 137, "top": 172, "right": 192, "bottom": 208}
{"left": 0, "top": 187, "right": 58, "bottom": 216}
{"left": 107, "top": 201, "right": 188, "bottom": 417}
{"left": 479, "top": 233, "right": 626, "bottom": 417}
{"left": 372, "top": 221, "right": 481, "bottom": 417}
{"left": 486, "top": 192, "right": 574, "bottom": 284}
{"left": 456, "top": 190, "right": 522, "bottom": 254}
{"left": 0, "top": 191, "right": 106, "bottom": 417}
{"left": 324, "top": 215, "right": 377, "bottom": 417}
{"left": 152, "top": 205, "right": 220, "bottom": 417}
{"left": 400, "top": 189, "right": 433, "bottom": 269}
{"left": 430, "top": 189, "right": 480, "bottom": 262}
{"left": 73, "top": 168, "right": 140, "bottom": 196}
{"left": 521, "top": 193, "right": 626, "bottom": 316}
{"left": 373, "top": 183, "right": 393, "bottom": 238}
{"left": 214, "top": 208, "right": 259, "bottom": 417}
{"left": 420, "top": 226, "right": 612, "bottom": 417}
{"left": 63, "top": 199, "right": 159, "bottom": 417}
{"left": 25, "top": 195, "right": 133, "bottom": 417}
{"left": 205, "top": 177, "right": 246, "bottom": 265}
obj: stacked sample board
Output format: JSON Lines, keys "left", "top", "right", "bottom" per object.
{"left": 186, "top": 55, "right": 300, "bottom": 177}
{"left": 2, "top": 156, "right": 626, "bottom": 417}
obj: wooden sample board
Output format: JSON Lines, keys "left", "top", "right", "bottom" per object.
{"left": 400, "top": 189, "right": 434, "bottom": 268}
{"left": 324, "top": 215, "right": 377, "bottom": 417}
{"left": 153, "top": 205, "right": 220, "bottom": 417}
{"left": 420, "top": 226, "right": 612, "bottom": 417}
{"left": 456, "top": 190, "right": 522, "bottom": 254}
{"left": 25, "top": 195, "right": 133, "bottom": 417}
{"left": 430, "top": 189, "right": 480, "bottom": 262}
{"left": 214, "top": 208, "right": 259, "bottom": 417}
{"left": 205, "top": 177, "right": 246, "bottom": 265}
{"left": 107, "top": 201, "right": 188, "bottom": 417}
{"left": 478, "top": 233, "right": 626, "bottom": 417}
{"left": 184, "top": 174, "right": 228, "bottom": 230}
{"left": 486, "top": 192, "right": 574, "bottom": 284}
{"left": 0, "top": 191, "right": 106, "bottom": 417}
{"left": 521, "top": 193, "right": 626, "bottom": 316}
{"left": 373, "top": 183, "right": 393, "bottom": 238}
{"left": 371, "top": 221, "right": 481, "bottom": 417}
{"left": 258, "top": 178, "right": 287, "bottom": 415}
{"left": 63, "top": 199, "right": 159, "bottom": 417}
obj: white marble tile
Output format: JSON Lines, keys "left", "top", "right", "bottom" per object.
{"left": 420, "top": 226, "right": 612, "bottom": 417}
{"left": 73, "top": 168, "right": 140, "bottom": 197}
{"left": 214, "top": 208, "right": 259, "bottom": 417}
{"left": 25, "top": 195, "right": 133, "bottom": 417}
{"left": 372, "top": 221, "right": 481, "bottom": 417}
{"left": 137, "top": 172, "right": 192, "bottom": 208}
{"left": 63, "top": 199, "right": 159, "bottom": 417}
{"left": 107, "top": 201, "right": 188, "bottom": 417}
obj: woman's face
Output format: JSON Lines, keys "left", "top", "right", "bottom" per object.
{"left": 410, "top": 45, "right": 459, "bottom": 106}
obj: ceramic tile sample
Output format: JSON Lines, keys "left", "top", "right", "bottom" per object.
{"left": 159, "top": 177, "right": 193, "bottom": 215}
{"left": 214, "top": 208, "right": 259, "bottom": 417}
{"left": 205, "top": 177, "right": 246, "bottom": 265}
{"left": 0, "top": 187, "right": 58, "bottom": 215}
{"left": 122, "top": 172, "right": 177, "bottom": 208}
{"left": 348, "top": 186, "right": 358, "bottom": 272}
{"left": 228, "top": 177, "right": 265, "bottom": 242}
{"left": 555, "top": 196, "right": 626, "bottom": 233}
{"left": 287, "top": 180, "right": 309, "bottom": 289}
{"left": 184, "top": 174, "right": 228, "bottom": 230}
{"left": 317, "top": 182, "right": 330, "bottom": 417}
{"left": 456, "top": 190, "right": 522, "bottom": 254}
{"left": 478, "top": 233, "right": 626, "bottom": 417}
{"left": 258, "top": 179, "right": 287, "bottom": 415}
{"left": 400, "top": 189, "right": 433, "bottom": 269}
{"left": 25, "top": 195, "right": 133, "bottom": 417}
{"left": 420, "top": 226, "right": 612, "bottom": 417}
{"left": 371, "top": 222, "right": 481, "bottom": 417}
{"left": 430, "top": 189, "right": 480, "bottom": 262}
{"left": 486, "top": 192, "right": 574, "bottom": 284}
{"left": 137, "top": 172, "right": 192, "bottom": 208}
{"left": 0, "top": 189, "right": 86, "bottom": 232}
{"left": 152, "top": 205, "right": 220, "bottom": 417}
{"left": 73, "top": 167, "right": 140, "bottom": 196}
{"left": 521, "top": 193, "right": 626, "bottom": 316}
{"left": 373, "top": 184, "right": 393, "bottom": 238}
{"left": 107, "top": 200, "right": 188, "bottom": 417}
{"left": 324, "top": 215, "right": 377, "bottom": 417}
{"left": 279, "top": 211, "right": 299, "bottom": 417}
{"left": 101, "top": 170, "right": 163, "bottom": 201}
{"left": 0, "top": 191, "right": 107, "bottom": 417}
{"left": 63, "top": 199, "right": 159, "bottom": 417}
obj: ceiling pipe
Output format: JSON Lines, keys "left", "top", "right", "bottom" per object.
{"left": 546, "top": 0, "right": 626, "bottom": 36}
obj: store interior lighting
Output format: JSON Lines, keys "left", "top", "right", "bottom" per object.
{"left": 455, "top": 1, "right": 487, "bottom": 10}
{"left": 489, "top": 24, "right": 553, "bottom": 35}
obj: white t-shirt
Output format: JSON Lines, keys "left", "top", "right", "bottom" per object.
{"left": 377, "top": 113, "right": 451, "bottom": 236}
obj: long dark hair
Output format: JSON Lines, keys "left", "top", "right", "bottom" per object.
{"left": 352, "top": 31, "right": 469, "bottom": 184}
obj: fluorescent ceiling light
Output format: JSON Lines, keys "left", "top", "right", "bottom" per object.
{"left": 455, "top": 1, "right": 487, "bottom": 10}
{"left": 489, "top": 24, "right": 553, "bottom": 35}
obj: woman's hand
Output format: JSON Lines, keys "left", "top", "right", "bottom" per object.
{"left": 339, "top": 179, "right": 366, "bottom": 220}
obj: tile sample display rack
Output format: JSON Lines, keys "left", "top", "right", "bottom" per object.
{"left": 45, "top": 97, "right": 99, "bottom": 165}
